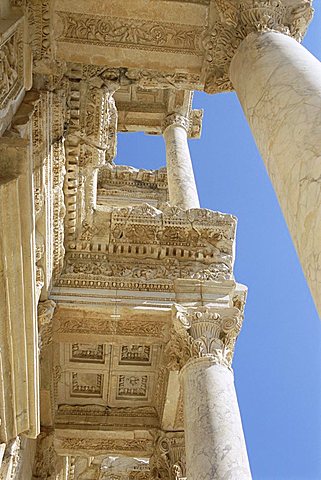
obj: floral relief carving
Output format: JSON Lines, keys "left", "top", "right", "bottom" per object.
{"left": 57, "top": 12, "right": 204, "bottom": 55}
{"left": 117, "top": 375, "right": 148, "bottom": 398}
{"left": 150, "top": 432, "right": 186, "bottom": 480}
{"left": 59, "top": 438, "right": 152, "bottom": 455}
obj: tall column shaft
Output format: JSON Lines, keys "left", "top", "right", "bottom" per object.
{"left": 230, "top": 31, "right": 321, "bottom": 317}
{"left": 181, "top": 357, "right": 251, "bottom": 480}
{"left": 163, "top": 116, "right": 200, "bottom": 210}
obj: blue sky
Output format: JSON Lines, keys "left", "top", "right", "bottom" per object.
{"left": 115, "top": 6, "right": 321, "bottom": 479}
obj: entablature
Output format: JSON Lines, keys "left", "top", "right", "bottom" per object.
{"left": 19, "top": 0, "right": 313, "bottom": 95}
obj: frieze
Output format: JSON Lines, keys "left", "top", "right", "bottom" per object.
{"left": 64, "top": 64, "right": 202, "bottom": 91}
{"left": 57, "top": 317, "right": 166, "bottom": 338}
{"left": 84, "top": 204, "right": 237, "bottom": 256}
{"left": 59, "top": 437, "right": 152, "bottom": 455}
{"left": 63, "top": 253, "right": 232, "bottom": 283}
{"left": 57, "top": 12, "right": 204, "bottom": 56}
{"left": 57, "top": 404, "right": 157, "bottom": 418}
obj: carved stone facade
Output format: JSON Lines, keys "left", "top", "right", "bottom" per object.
{"left": 0, "top": 0, "right": 318, "bottom": 478}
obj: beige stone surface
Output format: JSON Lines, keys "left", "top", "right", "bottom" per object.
{"left": 230, "top": 31, "right": 321, "bottom": 318}
{"left": 0, "top": 0, "right": 318, "bottom": 477}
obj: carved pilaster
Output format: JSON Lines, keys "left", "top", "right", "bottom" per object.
{"left": 33, "top": 432, "right": 65, "bottom": 480}
{"left": 0, "top": 437, "right": 22, "bottom": 480}
{"left": 38, "top": 300, "right": 56, "bottom": 354}
{"left": 150, "top": 432, "right": 186, "bottom": 480}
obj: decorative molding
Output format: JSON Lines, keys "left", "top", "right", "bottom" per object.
{"left": 117, "top": 375, "right": 148, "bottom": 399}
{"left": 57, "top": 404, "right": 157, "bottom": 418}
{"left": 120, "top": 345, "right": 151, "bottom": 365}
{"left": 71, "top": 372, "right": 103, "bottom": 396}
{"left": 26, "top": 0, "right": 52, "bottom": 64}
{"left": 57, "top": 12, "right": 204, "bottom": 56}
{"left": 71, "top": 343, "right": 104, "bottom": 362}
{"left": 52, "top": 140, "right": 66, "bottom": 280}
{"left": 58, "top": 437, "right": 152, "bottom": 455}
{"left": 57, "top": 316, "right": 166, "bottom": 338}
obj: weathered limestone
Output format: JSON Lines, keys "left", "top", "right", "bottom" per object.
{"left": 230, "top": 31, "right": 321, "bottom": 317}
{"left": 163, "top": 113, "right": 200, "bottom": 210}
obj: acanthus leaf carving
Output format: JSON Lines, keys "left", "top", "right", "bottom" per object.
{"left": 150, "top": 432, "right": 186, "bottom": 480}
{"left": 168, "top": 304, "right": 243, "bottom": 369}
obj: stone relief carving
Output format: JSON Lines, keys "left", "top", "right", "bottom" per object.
{"left": 59, "top": 438, "right": 152, "bottom": 456}
{"left": 71, "top": 343, "right": 104, "bottom": 362}
{"left": 57, "top": 12, "right": 204, "bottom": 56}
{"left": 71, "top": 372, "right": 103, "bottom": 396}
{"left": 167, "top": 304, "right": 243, "bottom": 369}
{"left": 52, "top": 140, "right": 66, "bottom": 280}
{"left": 100, "top": 456, "right": 149, "bottom": 480}
{"left": 57, "top": 315, "right": 166, "bottom": 339}
{"left": 38, "top": 299, "right": 56, "bottom": 353}
{"left": 63, "top": 74, "right": 118, "bottom": 240}
{"left": 57, "top": 404, "right": 157, "bottom": 419}
{"left": 33, "top": 432, "right": 64, "bottom": 479}
{"left": 117, "top": 375, "right": 148, "bottom": 398}
{"left": 150, "top": 432, "right": 186, "bottom": 480}
{"left": 120, "top": 345, "right": 151, "bottom": 365}
{"left": 0, "top": 437, "right": 22, "bottom": 480}
{"left": 0, "top": 26, "right": 23, "bottom": 111}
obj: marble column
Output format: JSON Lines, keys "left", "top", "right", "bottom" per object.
{"left": 230, "top": 31, "right": 321, "bottom": 317}
{"left": 173, "top": 305, "right": 251, "bottom": 480}
{"left": 181, "top": 357, "right": 251, "bottom": 480}
{"left": 163, "top": 113, "right": 200, "bottom": 210}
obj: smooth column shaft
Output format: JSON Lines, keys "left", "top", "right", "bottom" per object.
{"left": 230, "top": 31, "right": 321, "bottom": 317}
{"left": 181, "top": 357, "right": 251, "bottom": 480}
{"left": 163, "top": 124, "right": 200, "bottom": 209}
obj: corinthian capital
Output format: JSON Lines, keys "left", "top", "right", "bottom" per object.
{"left": 167, "top": 304, "right": 243, "bottom": 369}
{"left": 202, "top": 0, "right": 313, "bottom": 93}
{"left": 162, "top": 110, "right": 203, "bottom": 139}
